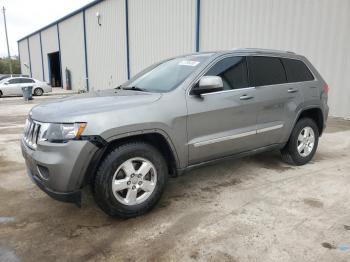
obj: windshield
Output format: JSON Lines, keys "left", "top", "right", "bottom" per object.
{"left": 122, "top": 54, "right": 213, "bottom": 93}
{"left": 0, "top": 78, "right": 9, "bottom": 84}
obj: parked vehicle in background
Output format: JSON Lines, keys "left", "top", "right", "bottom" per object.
{"left": 0, "top": 77, "right": 51, "bottom": 97}
{"left": 0, "top": 75, "right": 7, "bottom": 81}
{"left": 21, "top": 48, "right": 329, "bottom": 218}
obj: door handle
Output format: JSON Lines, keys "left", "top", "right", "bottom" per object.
{"left": 287, "top": 88, "right": 298, "bottom": 93}
{"left": 239, "top": 94, "right": 253, "bottom": 100}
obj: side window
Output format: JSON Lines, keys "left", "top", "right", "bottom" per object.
{"left": 282, "top": 58, "right": 314, "bottom": 82}
{"left": 248, "top": 56, "right": 287, "bottom": 87}
{"left": 205, "top": 56, "right": 249, "bottom": 90}
{"left": 20, "top": 78, "right": 35, "bottom": 83}
{"left": 8, "top": 79, "right": 21, "bottom": 84}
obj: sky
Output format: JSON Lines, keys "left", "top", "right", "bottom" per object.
{"left": 0, "top": 0, "right": 94, "bottom": 57}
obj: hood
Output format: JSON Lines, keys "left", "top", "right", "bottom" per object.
{"left": 30, "top": 89, "right": 162, "bottom": 122}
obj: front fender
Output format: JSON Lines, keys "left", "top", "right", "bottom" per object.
{"left": 104, "top": 128, "right": 182, "bottom": 169}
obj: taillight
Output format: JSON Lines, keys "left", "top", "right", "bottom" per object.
{"left": 323, "top": 84, "right": 329, "bottom": 94}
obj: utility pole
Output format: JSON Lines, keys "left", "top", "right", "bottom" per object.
{"left": 2, "top": 6, "right": 13, "bottom": 74}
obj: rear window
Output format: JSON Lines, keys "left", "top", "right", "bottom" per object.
{"left": 248, "top": 56, "right": 287, "bottom": 87}
{"left": 282, "top": 58, "right": 314, "bottom": 82}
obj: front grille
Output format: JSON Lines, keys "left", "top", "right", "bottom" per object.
{"left": 24, "top": 118, "right": 41, "bottom": 149}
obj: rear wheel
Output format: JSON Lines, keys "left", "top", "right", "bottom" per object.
{"left": 34, "top": 88, "right": 43, "bottom": 96}
{"left": 281, "top": 118, "right": 319, "bottom": 165}
{"left": 93, "top": 142, "right": 168, "bottom": 218}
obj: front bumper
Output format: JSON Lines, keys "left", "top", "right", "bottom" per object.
{"left": 27, "top": 168, "right": 81, "bottom": 205}
{"left": 21, "top": 138, "right": 98, "bottom": 205}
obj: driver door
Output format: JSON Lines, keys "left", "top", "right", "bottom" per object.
{"left": 186, "top": 56, "right": 259, "bottom": 165}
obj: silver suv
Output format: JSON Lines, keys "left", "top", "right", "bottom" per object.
{"left": 21, "top": 48, "right": 329, "bottom": 218}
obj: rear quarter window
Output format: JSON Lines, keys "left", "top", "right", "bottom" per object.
{"left": 281, "top": 58, "right": 314, "bottom": 83}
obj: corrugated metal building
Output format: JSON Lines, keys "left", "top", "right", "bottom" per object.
{"left": 18, "top": 0, "right": 350, "bottom": 118}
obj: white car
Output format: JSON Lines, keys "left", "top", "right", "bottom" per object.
{"left": 0, "top": 77, "right": 52, "bottom": 97}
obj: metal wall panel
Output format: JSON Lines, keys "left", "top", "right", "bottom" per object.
{"left": 85, "top": 0, "right": 127, "bottom": 90}
{"left": 18, "top": 39, "right": 31, "bottom": 76}
{"left": 18, "top": 0, "right": 350, "bottom": 118}
{"left": 59, "top": 13, "right": 86, "bottom": 91}
{"left": 128, "top": 0, "right": 196, "bottom": 76}
{"left": 41, "top": 25, "right": 59, "bottom": 83}
{"left": 28, "top": 34, "right": 43, "bottom": 81}
{"left": 200, "top": 0, "right": 350, "bottom": 118}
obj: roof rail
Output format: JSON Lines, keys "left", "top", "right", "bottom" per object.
{"left": 232, "top": 48, "right": 295, "bottom": 54}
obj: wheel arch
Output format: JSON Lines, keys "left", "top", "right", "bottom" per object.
{"left": 33, "top": 87, "right": 43, "bottom": 94}
{"left": 83, "top": 130, "right": 180, "bottom": 188}
{"left": 294, "top": 106, "right": 324, "bottom": 136}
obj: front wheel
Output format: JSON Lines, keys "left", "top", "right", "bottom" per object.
{"left": 281, "top": 118, "right": 319, "bottom": 166}
{"left": 93, "top": 142, "right": 168, "bottom": 218}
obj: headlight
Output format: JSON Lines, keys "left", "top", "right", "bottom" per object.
{"left": 38, "top": 122, "right": 87, "bottom": 142}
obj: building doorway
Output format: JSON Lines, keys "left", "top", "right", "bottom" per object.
{"left": 48, "top": 52, "right": 62, "bottom": 87}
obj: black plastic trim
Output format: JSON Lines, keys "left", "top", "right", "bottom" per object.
{"left": 80, "top": 135, "right": 108, "bottom": 148}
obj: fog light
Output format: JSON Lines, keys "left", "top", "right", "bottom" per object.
{"left": 37, "top": 165, "right": 49, "bottom": 180}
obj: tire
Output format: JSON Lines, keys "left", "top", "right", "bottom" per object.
{"left": 93, "top": 142, "right": 168, "bottom": 218}
{"left": 281, "top": 118, "right": 319, "bottom": 166}
{"left": 34, "top": 88, "right": 43, "bottom": 96}
{"left": 0, "top": 90, "right": 2, "bottom": 98}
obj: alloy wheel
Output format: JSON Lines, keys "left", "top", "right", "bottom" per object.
{"left": 297, "top": 126, "right": 315, "bottom": 157}
{"left": 34, "top": 88, "right": 43, "bottom": 96}
{"left": 111, "top": 157, "right": 157, "bottom": 205}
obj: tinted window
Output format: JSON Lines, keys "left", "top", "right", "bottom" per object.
{"left": 20, "top": 78, "right": 35, "bottom": 83}
{"left": 8, "top": 78, "right": 21, "bottom": 84}
{"left": 248, "top": 56, "right": 286, "bottom": 86}
{"left": 205, "top": 56, "right": 248, "bottom": 90}
{"left": 282, "top": 58, "right": 314, "bottom": 82}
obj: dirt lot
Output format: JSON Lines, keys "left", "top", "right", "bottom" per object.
{"left": 0, "top": 95, "right": 350, "bottom": 262}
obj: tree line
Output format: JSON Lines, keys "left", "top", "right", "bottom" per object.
{"left": 0, "top": 57, "right": 21, "bottom": 74}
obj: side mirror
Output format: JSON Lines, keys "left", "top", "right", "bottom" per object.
{"left": 192, "top": 76, "right": 223, "bottom": 95}
{"left": 4, "top": 82, "right": 8, "bottom": 85}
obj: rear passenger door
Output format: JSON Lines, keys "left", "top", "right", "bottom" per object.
{"left": 247, "top": 56, "right": 303, "bottom": 147}
{"left": 282, "top": 58, "right": 317, "bottom": 101}
{"left": 20, "top": 78, "right": 36, "bottom": 92}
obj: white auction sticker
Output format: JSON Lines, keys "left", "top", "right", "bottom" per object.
{"left": 178, "top": 60, "right": 200, "bottom": 67}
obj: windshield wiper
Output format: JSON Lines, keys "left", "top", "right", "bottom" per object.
{"left": 122, "top": 86, "right": 148, "bottom": 92}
